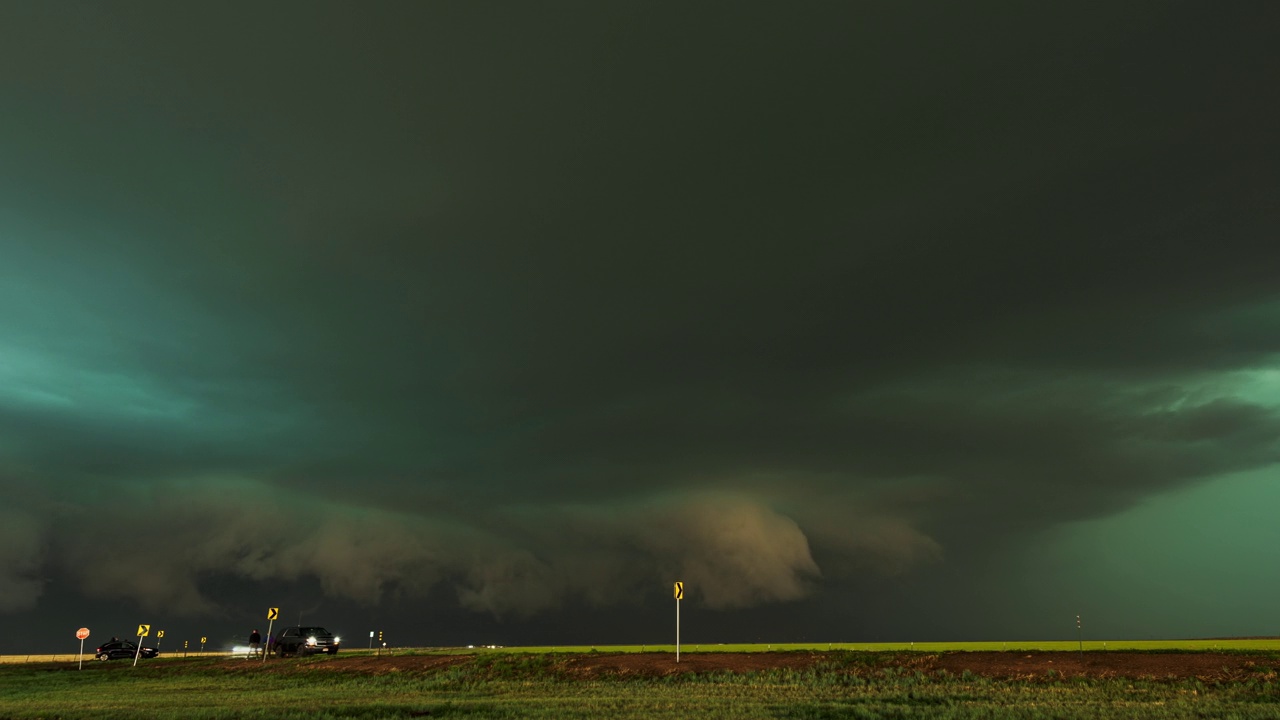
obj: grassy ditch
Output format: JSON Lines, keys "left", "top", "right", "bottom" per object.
{"left": 2, "top": 651, "right": 1278, "bottom": 719}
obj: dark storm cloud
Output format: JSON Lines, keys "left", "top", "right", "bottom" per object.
{"left": 2, "top": 1, "right": 1279, "bottom": 632}
{"left": 0, "top": 508, "right": 44, "bottom": 612}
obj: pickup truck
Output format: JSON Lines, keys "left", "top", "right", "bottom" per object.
{"left": 270, "top": 626, "right": 341, "bottom": 656}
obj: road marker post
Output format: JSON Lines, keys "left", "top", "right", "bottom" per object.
{"left": 134, "top": 624, "right": 150, "bottom": 667}
{"left": 674, "top": 582, "right": 684, "bottom": 663}
{"left": 75, "top": 627, "right": 90, "bottom": 670}
{"left": 200, "top": 636, "right": 207, "bottom": 652}
{"left": 264, "top": 607, "right": 279, "bottom": 663}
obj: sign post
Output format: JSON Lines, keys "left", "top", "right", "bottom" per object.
{"left": 134, "top": 624, "right": 150, "bottom": 668}
{"left": 263, "top": 607, "right": 279, "bottom": 663}
{"left": 156, "top": 629, "right": 164, "bottom": 652}
{"left": 75, "top": 628, "right": 90, "bottom": 670}
{"left": 200, "top": 636, "right": 207, "bottom": 652}
{"left": 674, "top": 582, "right": 684, "bottom": 663}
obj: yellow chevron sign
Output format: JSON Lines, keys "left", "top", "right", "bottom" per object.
{"left": 674, "top": 582, "right": 684, "bottom": 600}
{"left": 267, "top": 607, "right": 280, "bottom": 621}
{"left": 137, "top": 624, "right": 150, "bottom": 637}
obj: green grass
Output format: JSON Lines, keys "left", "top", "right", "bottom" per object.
{"left": 404, "top": 638, "right": 1280, "bottom": 655}
{"left": 8, "top": 639, "right": 1277, "bottom": 665}
{"left": 2, "top": 651, "right": 1279, "bottom": 719}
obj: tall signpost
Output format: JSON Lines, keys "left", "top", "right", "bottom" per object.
{"left": 1077, "top": 615, "right": 1083, "bottom": 656}
{"left": 75, "top": 628, "right": 90, "bottom": 670}
{"left": 264, "top": 607, "right": 279, "bottom": 663}
{"left": 674, "top": 582, "right": 684, "bottom": 663}
{"left": 134, "top": 625, "right": 150, "bottom": 668}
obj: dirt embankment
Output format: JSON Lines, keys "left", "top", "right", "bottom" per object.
{"left": 255, "top": 651, "right": 1279, "bottom": 682}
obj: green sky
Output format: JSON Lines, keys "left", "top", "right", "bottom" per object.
{"left": 1, "top": 1, "right": 1278, "bottom": 649}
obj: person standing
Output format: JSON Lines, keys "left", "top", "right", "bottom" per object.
{"left": 249, "top": 629, "right": 262, "bottom": 657}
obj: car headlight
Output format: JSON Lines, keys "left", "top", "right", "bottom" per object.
{"left": 307, "top": 636, "right": 317, "bottom": 645}
{"left": 334, "top": 637, "right": 341, "bottom": 644}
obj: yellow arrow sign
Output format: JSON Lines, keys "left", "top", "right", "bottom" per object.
{"left": 674, "top": 582, "right": 684, "bottom": 600}
{"left": 267, "top": 607, "right": 280, "bottom": 621}
{"left": 137, "top": 624, "right": 150, "bottom": 637}
{"left": 201, "top": 636, "right": 208, "bottom": 644}
{"left": 157, "top": 630, "right": 165, "bottom": 639}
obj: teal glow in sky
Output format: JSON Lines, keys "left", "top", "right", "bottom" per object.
{"left": 1, "top": 1, "right": 1278, "bottom": 649}
{"left": 1010, "top": 467, "right": 1280, "bottom": 639}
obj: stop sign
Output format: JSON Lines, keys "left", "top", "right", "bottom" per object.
{"left": 76, "top": 627, "right": 90, "bottom": 640}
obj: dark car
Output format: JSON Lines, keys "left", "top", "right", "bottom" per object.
{"left": 270, "top": 626, "right": 341, "bottom": 656}
{"left": 95, "top": 640, "right": 159, "bottom": 660}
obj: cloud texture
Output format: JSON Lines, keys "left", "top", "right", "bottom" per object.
{"left": 2, "top": 1, "right": 1279, "bottom": 642}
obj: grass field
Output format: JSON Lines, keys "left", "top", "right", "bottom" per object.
{"left": 6, "top": 638, "right": 1280, "bottom": 664}
{"left": 0, "top": 651, "right": 223, "bottom": 664}
{"left": 7, "top": 639, "right": 1280, "bottom": 664}
{"left": 2, "top": 647, "right": 1279, "bottom": 719}
{"left": 460, "top": 638, "right": 1280, "bottom": 654}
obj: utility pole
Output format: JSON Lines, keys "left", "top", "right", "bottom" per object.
{"left": 1076, "top": 615, "right": 1083, "bottom": 656}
